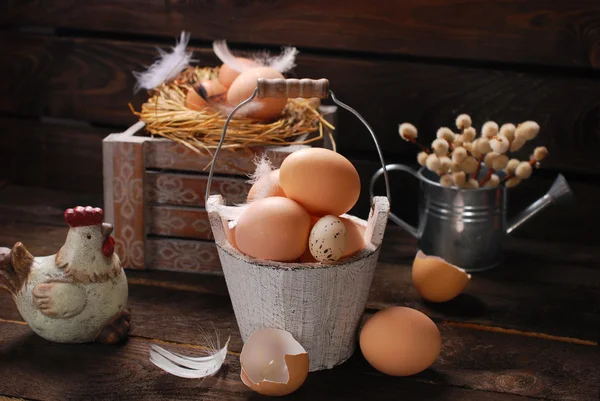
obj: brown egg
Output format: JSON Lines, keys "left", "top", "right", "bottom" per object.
{"left": 247, "top": 169, "right": 286, "bottom": 202}
{"left": 184, "top": 80, "right": 227, "bottom": 111}
{"left": 280, "top": 148, "right": 361, "bottom": 216}
{"left": 412, "top": 250, "right": 471, "bottom": 303}
{"left": 227, "top": 67, "right": 288, "bottom": 122}
{"left": 340, "top": 217, "right": 366, "bottom": 258}
{"left": 222, "top": 219, "right": 238, "bottom": 250}
{"left": 360, "top": 306, "right": 441, "bottom": 376}
{"left": 235, "top": 197, "right": 311, "bottom": 261}
{"left": 218, "top": 57, "right": 259, "bottom": 88}
{"left": 240, "top": 328, "right": 309, "bottom": 397}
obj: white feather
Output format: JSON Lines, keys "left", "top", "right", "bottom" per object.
{"left": 149, "top": 330, "right": 229, "bottom": 379}
{"left": 217, "top": 204, "right": 250, "bottom": 221}
{"left": 253, "top": 46, "right": 299, "bottom": 73}
{"left": 212, "top": 40, "right": 251, "bottom": 72}
{"left": 245, "top": 154, "right": 275, "bottom": 201}
{"left": 133, "top": 31, "right": 195, "bottom": 92}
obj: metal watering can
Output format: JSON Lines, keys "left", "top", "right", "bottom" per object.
{"left": 370, "top": 165, "right": 572, "bottom": 272}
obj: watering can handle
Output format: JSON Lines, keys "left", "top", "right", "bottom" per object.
{"left": 370, "top": 164, "right": 420, "bottom": 239}
{"left": 205, "top": 78, "right": 391, "bottom": 207}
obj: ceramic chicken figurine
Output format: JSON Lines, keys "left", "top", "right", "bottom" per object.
{"left": 0, "top": 206, "right": 130, "bottom": 344}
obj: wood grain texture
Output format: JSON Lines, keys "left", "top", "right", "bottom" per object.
{"left": 1, "top": 268, "right": 598, "bottom": 400}
{"left": 3, "top": 0, "right": 600, "bottom": 68}
{"left": 2, "top": 33, "right": 600, "bottom": 175}
{"left": 145, "top": 171, "right": 249, "bottom": 207}
{"left": 0, "top": 117, "right": 109, "bottom": 193}
{"left": 145, "top": 237, "right": 221, "bottom": 274}
{"left": 0, "top": 323, "right": 545, "bottom": 401}
{"left": 147, "top": 206, "right": 212, "bottom": 240}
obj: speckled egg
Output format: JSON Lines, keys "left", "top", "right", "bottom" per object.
{"left": 309, "top": 215, "right": 347, "bottom": 263}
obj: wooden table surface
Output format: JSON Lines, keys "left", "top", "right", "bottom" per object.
{"left": 0, "top": 185, "right": 598, "bottom": 401}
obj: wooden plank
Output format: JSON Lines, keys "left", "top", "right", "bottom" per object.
{"left": 147, "top": 206, "right": 212, "bottom": 240}
{"left": 2, "top": 33, "right": 600, "bottom": 175}
{"left": 0, "top": 323, "right": 540, "bottom": 401}
{"left": 0, "top": 117, "right": 109, "bottom": 193}
{"left": 145, "top": 237, "right": 221, "bottom": 274}
{"left": 1, "top": 272, "right": 598, "bottom": 400}
{"left": 3, "top": 0, "right": 600, "bottom": 68}
{"left": 145, "top": 171, "right": 249, "bottom": 208}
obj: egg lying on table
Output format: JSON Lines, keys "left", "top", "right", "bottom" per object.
{"left": 240, "top": 328, "right": 309, "bottom": 397}
{"left": 279, "top": 148, "right": 361, "bottom": 216}
{"left": 360, "top": 306, "right": 441, "bottom": 376}
{"left": 412, "top": 250, "right": 471, "bottom": 302}
{"left": 227, "top": 67, "right": 288, "bottom": 122}
{"left": 235, "top": 197, "right": 311, "bottom": 262}
{"left": 309, "top": 215, "right": 347, "bottom": 263}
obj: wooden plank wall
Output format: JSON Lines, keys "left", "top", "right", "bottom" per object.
{"left": 1, "top": 1, "right": 599, "bottom": 246}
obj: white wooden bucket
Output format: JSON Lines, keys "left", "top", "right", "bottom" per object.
{"left": 207, "top": 195, "right": 389, "bottom": 371}
{"left": 204, "top": 78, "right": 391, "bottom": 371}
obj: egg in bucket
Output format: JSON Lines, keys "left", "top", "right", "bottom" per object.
{"left": 205, "top": 78, "right": 390, "bottom": 371}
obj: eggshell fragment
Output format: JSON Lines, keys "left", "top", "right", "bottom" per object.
{"left": 185, "top": 89, "right": 207, "bottom": 111}
{"left": 309, "top": 215, "right": 347, "bottom": 263}
{"left": 227, "top": 67, "right": 288, "bottom": 122}
{"left": 218, "top": 57, "right": 259, "bottom": 88}
{"left": 240, "top": 328, "right": 309, "bottom": 397}
{"left": 360, "top": 306, "right": 441, "bottom": 376}
{"left": 235, "top": 197, "right": 311, "bottom": 262}
{"left": 184, "top": 80, "right": 228, "bottom": 111}
{"left": 279, "top": 148, "right": 361, "bottom": 216}
{"left": 247, "top": 169, "right": 286, "bottom": 202}
{"left": 412, "top": 250, "right": 471, "bottom": 302}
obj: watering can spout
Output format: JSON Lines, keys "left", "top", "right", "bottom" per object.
{"left": 506, "top": 174, "right": 573, "bottom": 235}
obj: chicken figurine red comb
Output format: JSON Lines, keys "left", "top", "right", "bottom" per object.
{"left": 64, "top": 206, "right": 104, "bottom": 227}
{"left": 0, "top": 205, "right": 129, "bottom": 345}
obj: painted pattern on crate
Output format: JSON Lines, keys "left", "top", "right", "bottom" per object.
{"left": 113, "top": 141, "right": 145, "bottom": 269}
{"left": 145, "top": 172, "right": 249, "bottom": 207}
{"left": 145, "top": 140, "right": 290, "bottom": 175}
{"left": 148, "top": 206, "right": 213, "bottom": 240}
{"left": 146, "top": 238, "right": 221, "bottom": 273}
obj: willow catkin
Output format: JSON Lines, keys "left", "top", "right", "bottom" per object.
{"left": 491, "top": 154, "right": 509, "bottom": 170}
{"left": 452, "top": 147, "right": 468, "bottom": 163}
{"left": 484, "top": 174, "right": 500, "bottom": 187}
{"left": 462, "top": 127, "right": 476, "bottom": 142}
{"left": 467, "top": 178, "right": 480, "bottom": 188}
{"left": 453, "top": 171, "right": 467, "bottom": 187}
{"left": 456, "top": 114, "right": 472, "bottom": 130}
{"left": 432, "top": 138, "right": 449, "bottom": 156}
{"left": 450, "top": 161, "right": 462, "bottom": 173}
{"left": 505, "top": 158, "right": 520, "bottom": 175}
{"left": 484, "top": 152, "right": 499, "bottom": 168}
{"left": 482, "top": 121, "right": 499, "bottom": 138}
{"left": 437, "top": 127, "right": 455, "bottom": 142}
{"left": 460, "top": 156, "right": 479, "bottom": 174}
{"left": 440, "top": 174, "right": 453, "bottom": 187}
{"left": 490, "top": 135, "right": 510, "bottom": 154}
{"left": 499, "top": 123, "right": 516, "bottom": 142}
{"left": 417, "top": 151, "right": 429, "bottom": 166}
{"left": 426, "top": 154, "right": 441, "bottom": 171}
{"left": 515, "top": 121, "right": 540, "bottom": 141}
{"left": 439, "top": 156, "right": 452, "bottom": 173}
{"left": 399, "top": 123, "right": 418, "bottom": 141}
{"left": 515, "top": 161, "right": 533, "bottom": 179}
{"left": 533, "top": 146, "right": 548, "bottom": 161}
{"left": 510, "top": 136, "right": 526, "bottom": 152}
{"left": 505, "top": 177, "right": 522, "bottom": 188}
{"left": 477, "top": 137, "right": 492, "bottom": 154}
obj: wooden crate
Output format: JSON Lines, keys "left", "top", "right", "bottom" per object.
{"left": 102, "top": 106, "right": 337, "bottom": 274}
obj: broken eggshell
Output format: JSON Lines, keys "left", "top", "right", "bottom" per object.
{"left": 240, "top": 328, "right": 309, "bottom": 397}
{"left": 412, "top": 250, "right": 471, "bottom": 302}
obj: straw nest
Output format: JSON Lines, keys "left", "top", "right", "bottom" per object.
{"left": 131, "top": 66, "right": 335, "bottom": 154}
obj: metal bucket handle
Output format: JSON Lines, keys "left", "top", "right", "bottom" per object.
{"left": 204, "top": 78, "right": 391, "bottom": 208}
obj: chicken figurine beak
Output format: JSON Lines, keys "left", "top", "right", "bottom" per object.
{"left": 102, "top": 223, "right": 113, "bottom": 238}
